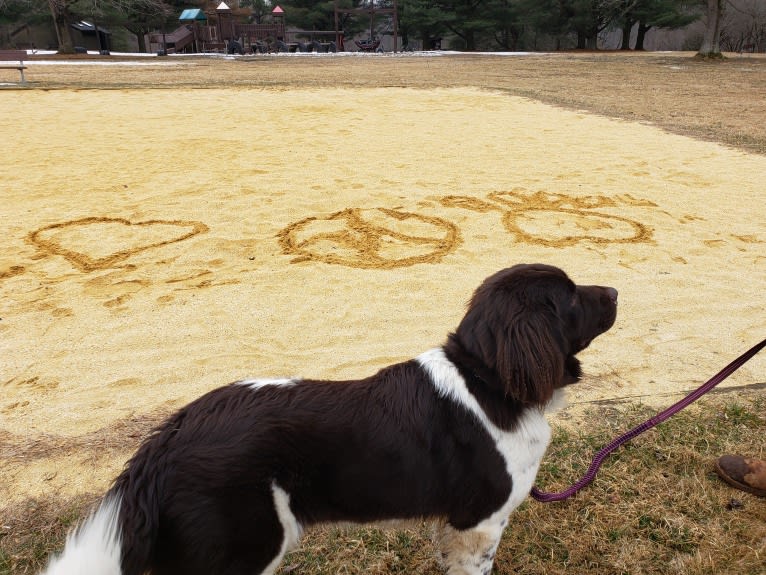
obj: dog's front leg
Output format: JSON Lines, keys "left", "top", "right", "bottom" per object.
{"left": 435, "top": 521, "right": 505, "bottom": 575}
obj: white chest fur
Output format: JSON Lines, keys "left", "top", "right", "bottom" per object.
{"left": 417, "top": 348, "right": 552, "bottom": 520}
{"left": 418, "top": 348, "right": 554, "bottom": 574}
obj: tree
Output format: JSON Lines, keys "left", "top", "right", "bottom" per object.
{"left": 521, "top": 0, "right": 629, "bottom": 50}
{"left": 484, "top": 0, "right": 524, "bottom": 50}
{"left": 48, "top": 0, "right": 74, "bottom": 52}
{"left": 630, "top": 0, "right": 698, "bottom": 50}
{"left": 569, "top": 0, "right": 598, "bottom": 48}
{"left": 517, "top": 0, "right": 575, "bottom": 49}
{"left": 567, "top": 0, "right": 633, "bottom": 50}
{"left": 617, "top": 0, "right": 640, "bottom": 49}
{"left": 38, "top": 0, "right": 171, "bottom": 53}
{"left": 400, "top": 0, "right": 508, "bottom": 51}
{"left": 1, "top": 0, "right": 50, "bottom": 47}
{"left": 718, "top": 0, "right": 766, "bottom": 52}
{"left": 240, "top": 0, "right": 270, "bottom": 24}
{"left": 426, "top": 0, "right": 484, "bottom": 50}
{"left": 112, "top": 0, "right": 175, "bottom": 53}
{"left": 279, "top": 0, "right": 338, "bottom": 32}
{"left": 698, "top": 0, "right": 723, "bottom": 55}
{"left": 398, "top": 0, "right": 450, "bottom": 49}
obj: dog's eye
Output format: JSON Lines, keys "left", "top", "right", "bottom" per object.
{"left": 569, "top": 292, "right": 579, "bottom": 308}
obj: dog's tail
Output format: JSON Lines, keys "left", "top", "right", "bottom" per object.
{"left": 40, "top": 481, "right": 162, "bottom": 575}
{"left": 41, "top": 410, "right": 186, "bottom": 574}
{"left": 40, "top": 494, "right": 124, "bottom": 575}
{"left": 41, "top": 450, "right": 165, "bottom": 575}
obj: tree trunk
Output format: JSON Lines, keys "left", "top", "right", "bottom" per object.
{"left": 620, "top": 20, "right": 634, "bottom": 50}
{"left": 464, "top": 29, "right": 475, "bottom": 51}
{"left": 48, "top": 0, "right": 74, "bottom": 53}
{"left": 698, "top": 0, "right": 724, "bottom": 57}
{"left": 635, "top": 22, "right": 651, "bottom": 51}
{"left": 125, "top": 26, "right": 149, "bottom": 53}
{"left": 136, "top": 30, "right": 147, "bottom": 53}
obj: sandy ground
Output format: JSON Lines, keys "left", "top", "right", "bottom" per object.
{"left": 1, "top": 81, "right": 764, "bottom": 505}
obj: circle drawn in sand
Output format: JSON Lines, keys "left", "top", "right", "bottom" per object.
{"left": 28, "top": 217, "right": 210, "bottom": 272}
{"left": 279, "top": 208, "right": 461, "bottom": 269}
{"left": 440, "top": 189, "right": 653, "bottom": 247}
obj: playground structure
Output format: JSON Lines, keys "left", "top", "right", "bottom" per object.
{"left": 336, "top": 0, "right": 398, "bottom": 52}
{"left": 147, "top": 4, "right": 288, "bottom": 54}
{"left": 146, "top": 0, "right": 398, "bottom": 54}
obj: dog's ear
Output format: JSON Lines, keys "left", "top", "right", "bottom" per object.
{"left": 456, "top": 305, "right": 562, "bottom": 406}
{"left": 498, "top": 313, "right": 563, "bottom": 406}
{"left": 455, "top": 266, "right": 571, "bottom": 407}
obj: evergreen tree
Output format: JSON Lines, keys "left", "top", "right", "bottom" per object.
{"left": 1, "top": 0, "right": 46, "bottom": 48}
{"left": 239, "top": 0, "right": 271, "bottom": 24}
{"left": 279, "top": 0, "right": 366, "bottom": 40}
{"left": 401, "top": 0, "right": 496, "bottom": 50}
{"left": 483, "top": 0, "right": 524, "bottom": 50}
{"left": 398, "top": 0, "right": 449, "bottom": 49}
{"left": 518, "top": 0, "right": 574, "bottom": 48}
{"left": 630, "top": 0, "right": 698, "bottom": 50}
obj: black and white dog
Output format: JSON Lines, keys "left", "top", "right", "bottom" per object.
{"left": 43, "top": 263, "right": 618, "bottom": 575}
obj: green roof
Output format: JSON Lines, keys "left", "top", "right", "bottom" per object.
{"left": 179, "top": 8, "right": 206, "bottom": 21}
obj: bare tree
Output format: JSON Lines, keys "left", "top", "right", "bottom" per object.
{"left": 720, "top": 0, "right": 766, "bottom": 52}
{"left": 48, "top": 0, "right": 74, "bottom": 52}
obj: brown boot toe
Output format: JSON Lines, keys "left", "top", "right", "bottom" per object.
{"left": 715, "top": 454, "right": 766, "bottom": 498}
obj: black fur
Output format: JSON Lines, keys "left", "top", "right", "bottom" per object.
{"left": 47, "top": 263, "right": 618, "bottom": 575}
{"left": 444, "top": 263, "right": 617, "bottom": 429}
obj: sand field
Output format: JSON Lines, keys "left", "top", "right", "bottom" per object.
{"left": 1, "top": 54, "right": 765, "bottom": 506}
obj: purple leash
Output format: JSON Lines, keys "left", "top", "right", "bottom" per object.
{"left": 531, "top": 336, "right": 766, "bottom": 503}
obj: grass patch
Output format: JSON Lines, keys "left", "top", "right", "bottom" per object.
{"left": 0, "top": 495, "right": 98, "bottom": 575}
{"left": 2, "top": 391, "right": 764, "bottom": 575}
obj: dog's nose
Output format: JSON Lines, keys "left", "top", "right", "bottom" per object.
{"left": 605, "top": 287, "right": 618, "bottom": 304}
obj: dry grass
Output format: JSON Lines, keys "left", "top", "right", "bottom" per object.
{"left": 16, "top": 51, "right": 766, "bottom": 155}
{"left": 2, "top": 390, "right": 764, "bottom": 575}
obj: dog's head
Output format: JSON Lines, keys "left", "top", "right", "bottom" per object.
{"left": 452, "top": 263, "right": 617, "bottom": 407}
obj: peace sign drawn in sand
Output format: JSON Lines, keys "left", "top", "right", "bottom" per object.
{"left": 278, "top": 207, "right": 462, "bottom": 270}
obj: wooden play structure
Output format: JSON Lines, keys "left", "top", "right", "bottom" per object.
{"left": 148, "top": 1, "right": 398, "bottom": 54}
{"left": 148, "top": 3, "right": 288, "bottom": 54}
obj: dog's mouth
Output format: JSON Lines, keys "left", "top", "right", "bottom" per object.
{"left": 571, "top": 285, "right": 618, "bottom": 353}
{"left": 593, "top": 287, "right": 618, "bottom": 343}
{"left": 562, "top": 355, "right": 583, "bottom": 386}
{"left": 568, "top": 286, "right": 618, "bottom": 370}
{"left": 605, "top": 287, "right": 619, "bottom": 305}
{"left": 577, "top": 337, "right": 593, "bottom": 350}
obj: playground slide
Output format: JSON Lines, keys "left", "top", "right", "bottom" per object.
{"left": 163, "top": 25, "right": 194, "bottom": 51}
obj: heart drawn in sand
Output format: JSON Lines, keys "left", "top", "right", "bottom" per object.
{"left": 28, "top": 217, "right": 210, "bottom": 272}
